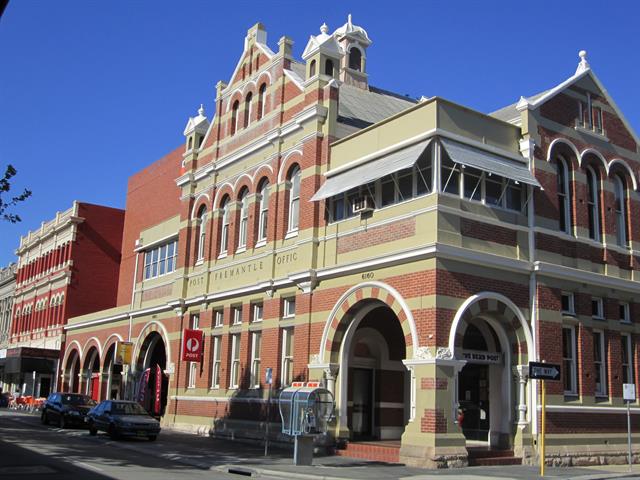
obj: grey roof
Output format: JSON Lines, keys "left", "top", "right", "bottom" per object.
{"left": 489, "top": 89, "right": 551, "bottom": 123}
{"left": 289, "top": 62, "right": 306, "bottom": 80}
{"left": 338, "top": 84, "right": 416, "bottom": 128}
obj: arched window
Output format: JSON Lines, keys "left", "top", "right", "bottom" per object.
{"left": 556, "top": 157, "right": 571, "bottom": 234}
{"left": 585, "top": 167, "right": 601, "bottom": 242}
{"left": 257, "top": 83, "right": 267, "bottom": 121}
{"left": 325, "top": 59, "right": 334, "bottom": 76}
{"left": 243, "top": 92, "right": 252, "bottom": 128}
{"left": 196, "top": 205, "right": 207, "bottom": 262}
{"left": 309, "top": 59, "right": 317, "bottom": 77}
{"left": 257, "top": 179, "right": 269, "bottom": 243}
{"left": 220, "top": 196, "right": 231, "bottom": 254}
{"left": 231, "top": 100, "right": 239, "bottom": 135}
{"left": 237, "top": 188, "right": 249, "bottom": 249}
{"left": 614, "top": 174, "right": 629, "bottom": 247}
{"left": 287, "top": 165, "right": 301, "bottom": 233}
{"left": 187, "top": 137, "right": 193, "bottom": 151}
{"left": 255, "top": 54, "right": 260, "bottom": 71}
{"left": 349, "top": 47, "right": 362, "bottom": 71}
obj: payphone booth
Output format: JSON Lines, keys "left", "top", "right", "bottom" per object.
{"left": 279, "top": 383, "right": 334, "bottom": 465}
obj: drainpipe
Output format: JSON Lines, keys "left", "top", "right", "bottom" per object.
{"left": 129, "top": 252, "right": 140, "bottom": 342}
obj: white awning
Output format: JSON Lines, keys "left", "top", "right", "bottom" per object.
{"left": 440, "top": 138, "right": 541, "bottom": 187}
{"left": 311, "top": 139, "right": 432, "bottom": 201}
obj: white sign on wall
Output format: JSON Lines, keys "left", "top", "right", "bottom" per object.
{"left": 462, "top": 350, "right": 502, "bottom": 365}
{"left": 623, "top": 383, "right": 636, "bottom": 402}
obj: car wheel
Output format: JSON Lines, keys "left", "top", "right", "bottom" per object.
{"left": 58, "top": 415, "right": 66, "bottom": 429}
{"left": 41, "top": 411, "right": 49, "bottom": 425}
{"left": 108, "top": 424, "right": 119, "bottom": 440}
{"left": 88, "top": 423, "right": 97, "bottom": 436}
{"left": 148, "top": 435, "right": 157, "bottom": 442}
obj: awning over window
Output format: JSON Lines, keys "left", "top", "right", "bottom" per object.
{"left": 440, "top": 138, "right": 541, "bottom": 188}
{"left": 311, "top": 139, "right": 432, "bottom": 201}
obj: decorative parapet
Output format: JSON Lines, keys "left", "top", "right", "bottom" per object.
{"left": 16, "top": 201, "right": 83, "bottom": 254}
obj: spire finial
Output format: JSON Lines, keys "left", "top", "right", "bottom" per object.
{"left": 576, "top": 49, "right": 590, "bottom": 74}
{"left": 320, "top": 23, "right": 328, "bottom": 35}
{"left": 347, "top": 13, "right": 352, "bottom": 27}
{"left": 198, "top": 104, "right": 205, "bottom": 116}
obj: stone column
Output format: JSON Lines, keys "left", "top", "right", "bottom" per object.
{"left": 513, "top": 365, "right": 529, "bottom": 428}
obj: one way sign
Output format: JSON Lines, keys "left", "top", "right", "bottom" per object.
{"left": 529, "top": 361, "right": 561, "bottom": 381}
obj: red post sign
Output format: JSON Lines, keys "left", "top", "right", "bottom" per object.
{"left": 182, "top": 329, "right": 204, "bottom": 362}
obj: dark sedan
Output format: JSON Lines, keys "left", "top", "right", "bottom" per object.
{"left": 86, "top": 400, "right": 160, "bottom": 441}
{"left": 41, "top": 392, "right": 97, "bottom": 428}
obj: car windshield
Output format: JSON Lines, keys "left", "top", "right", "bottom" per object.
{"left": 61, "top": 394, "right": 95, "bottom": 406}
{"left": 111, "top": 402, "right": 148, "bottom": 416}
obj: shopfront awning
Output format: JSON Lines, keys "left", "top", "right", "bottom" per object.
{"left": 311, "top": 139, "right": 432, "bottom": 201}
{"left": 440, "top": 138, "right": 541, "bottom": 187}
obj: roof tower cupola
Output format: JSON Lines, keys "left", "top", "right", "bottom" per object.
{"left": 334, "top": 14, "right": 372, "bottom": 89}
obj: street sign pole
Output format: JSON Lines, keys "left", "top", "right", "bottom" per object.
{"left": 265, "top": 367, "right": 273, "bottom": 457}
{"left": 623, "top": 383, "right": 636, "bottom": 471}
{"left": 627, "top": 399, "right": 632, "bottom": 471}
{"left": 540, "top": 379, "right": 546, "bottom": 477}
{"left": 529, "top": 361, "right": 561, "bottom": 478}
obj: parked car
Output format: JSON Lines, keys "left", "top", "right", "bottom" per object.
{"left": 41, "top": 393, "right": 97, "bottom": 428}
{"left": 0, "top": 392, "right": 9, "bottom": 408}
{"left": 86, "top": 400, "right": 160, "bottom": 441}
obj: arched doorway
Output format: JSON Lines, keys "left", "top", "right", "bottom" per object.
{"left": 339, "top": 301, "right": 409, "bottom": 441}
{"left": 135, "top": 331, "right": 168, "bottom": 416}
{"left": 102, "top": 342, "right": 122, "bottom": 400}
{"left": 82, "top": 346, "right": 100, "bottom": 401}
{"left": 63, "top": 349, "right": 81, "bottom": 393}
{"left": 450, "top": 293, "right": 532, "bottom": 451}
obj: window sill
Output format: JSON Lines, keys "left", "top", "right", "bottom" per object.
{"left": 563, "top": 394, "right": 579, "bottom": 401}
{"left": 236, "top": 246, "right": 246, "bottom": 254}
{"left": 195, "top": 259, "right": 204, "bottom": 267}
{"left": 574, "top": 125, "right": 609, "bottom": 141}
{"left": 284, "top": 230, "right": 298, "bottom": 240}
{"left": 592, "top": 316, "right": 605, "bottom": 321}
{"left": 217, "top": 252, "right": 228, "bottom": 260}
{"left": 282, "top": 315, "right": 295, "bottom": 320}
{"left": 255, "top": 239, "right": 267, "bottom": 248}
{"left": 213, "top": 324, "right": 223, "bottom": 329}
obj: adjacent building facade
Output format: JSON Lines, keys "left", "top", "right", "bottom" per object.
{"left": 7, "top": 202, "right": 124, "bottom": 399}
{"left": 0, "top": 262, "right": 17, "bottom": 392}
{"left": 62, "top": 20, "right": 640, "bottom": 468}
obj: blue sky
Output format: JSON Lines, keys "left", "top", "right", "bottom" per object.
{"left": 1, "top": 1, "right": 639, "bottom": 266}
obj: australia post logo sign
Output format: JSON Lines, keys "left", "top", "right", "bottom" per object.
{"left": 182, "top": 329, "right": 204, "bottom": 362}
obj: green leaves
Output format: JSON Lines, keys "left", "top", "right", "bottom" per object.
{"left": 0, "top": 164, "right": 32, "bottom": 223}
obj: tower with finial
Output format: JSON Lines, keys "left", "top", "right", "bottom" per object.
{"left": 182, "top": 104, "right": 210, "bottom": 166}
{"left": 333, "top": 13, "right": 372, "bottom": 88}
{"left": 302, "top": 22, "right": 342, "bottom": 81}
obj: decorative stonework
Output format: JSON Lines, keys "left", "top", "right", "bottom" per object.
{"left": 436, "top": 347, "right": 453, "bottom": 360}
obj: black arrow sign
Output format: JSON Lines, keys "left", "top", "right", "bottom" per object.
{"left": 529, "top": 361, "right": 561, "bottom": 381}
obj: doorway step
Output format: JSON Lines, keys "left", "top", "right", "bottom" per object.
{"left": 335, "top": 440, "right": 401, "bottom": 463}
{"left": 467, "top": 446, "right": 522, "bottom": 466}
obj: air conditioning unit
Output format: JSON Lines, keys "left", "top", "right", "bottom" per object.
{"left": 352, "top": 196, "right": 374, "bottom": 214}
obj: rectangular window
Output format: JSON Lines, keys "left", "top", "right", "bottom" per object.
{"left": 463, "top": 167, "right": 483, "bottom": 201}
{"left": 281, "top": 328, "right": 294, "bottom": 387}
{"left": 592, "top": 297, "right": 604, "bottom": 319}
{"left": 252, "top": 302, "right": 263, "bottom": 323}
{"left": 622, "top": 334, "right": 633, "bottom": 385}
{"left": 214, "top": 309, "right": 224, "bottom": 328}
{"left": 441, "top": 155, "right": 460, "bottom": 195}
{"left": 283, "top": 297, "right": 296, "bottom": 319}
{"left": 593, "top": 330, "right": 607, "bottom": 397}
{"left": 232, "top": 305, "right": 242, "bottom": 325}
{"left": 143, "top": 239, "right": 178, "bottom": 280}
{"left": 230, "top": 334, "right": 240, "bottom": 388}
{"left": 250, "top": 332, "right": 262, "bottom": 388}
{"left": 188, "top": 362, "right": 197, "bottom": 388}
{"left": 562, "top": 326, "right": 577, "bottom": 395}
{"left": 211, "top": 336, "right": 221, "bottom": 388}
{"left": 620, "top": 302, "right": 631, "bottom": 323}
{"left": 593, "top": 107, "right": 603, "bottom": 134}
{"left": 397, "top": 169, "right": 413, "bottom": 201}
{"left": 381, "top": 177, "right": 396, "bottom": 207}
{"left": 561, "top": 293, "right": 575, "bottom": 315}
{"left": 484, "top": 175, "right": 502, "bottom": 206}
{"left": 190, "top": 313, "right": 199, "bottom": 330}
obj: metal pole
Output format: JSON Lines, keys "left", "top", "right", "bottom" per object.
{"left": 540, "top": 380, "right": 546, "bottom": 477}
{"left": 628, "top": 399, "right": 632, "bottom": 471}
{"left": 265, "top": 383, "right": 271, "bottom": 457}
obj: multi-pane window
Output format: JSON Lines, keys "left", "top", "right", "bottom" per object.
{"left": 220, "top": 197, "right": 230, "bottom": 254}
{"left": 243, "top": 92, "right": 252, "bottom": 128}
{"left": 196, "top": 207, "right": 207, "bottom": 262}
{"left": 287, "top": 166, "right": 301, "bottom": 233}
{"left": 283, "top": 297, "right": 296, "bottom": 319}
{"left": 621, "top": 334, "right": 634, "bottom": 385}
{"left": 441, "top": 155, "right": 460, "bottom": 195}
{"left": 188, "top": 361, "right": 197, "bottom": 388}
{"left": 585, "top": 167, "right": 601, "bottom": 242}
{"left": 619, "top": 302, "right": 631, "bottom": 324}
{"left": 144, "top": 240, "right": 178, "bottom": 280}
{"left": 231, "top": 100, "right": 239, "bottom": 135}
{"left": 229, "top": 334, "right": 240, "bottom": 388}
{"left": 592, "top": 297, "right": 604, "bottom": 319}
{"left": 613, "top": 175, "right": 629, "bottom": 247}
{"left": 252, "top": 302, "right": 263, "bottom": 323}
{"left": 237, "top": 189, "right": 249, "bottom": 249}
{"left": 577, "top": 93, "right": 604, "bottom": 134}
{"left": 250, "top": 332, "right": 262, "bottom": 388}
{"left": 593, "top": 331, "right": 607, "bottom": 397}
{"left": 190, "top": 314, "right": 199, "bottom": 330}
{"left": 257, "top": 180, "right": 269, "bottom": 243}
{"left": 257, "top": 83, "right": 267, "bottom": 120}
{"left": 214, "top": 309, "right": 224, "bottom": 328}
{"left": 556, "top": 158, "right": 571, "bottom": 234}
{"left": 211, "top": 336, "right": 221, "bottom": 388}
{"left": 561, "top": 293, "right": 575, "bottom": 315}
{"left": 562, "top": 326, "right": 577, "bottom": 395}
{"left": 281, "top": 328, "right": 294, "bottom": 387}
{"left": 232, "top": 305, "right": 242, "bottom": 325}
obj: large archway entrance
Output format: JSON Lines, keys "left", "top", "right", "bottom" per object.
{"left": 135, "top": 331, "right": 168, "bottom": 417}
{"left": 63, "top": 349, "right": 81, "bottom": 393}
{"left": 102, "top": 342, "right": 122, "bottom": 400}
{"left": 450, "top": 293, "right": 532, "bottom": 451}
{"left": 82, "top": 346, "right": 101, "bottom": 401}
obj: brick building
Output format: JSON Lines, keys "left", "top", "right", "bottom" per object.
{"left": 6, "top": 201, "right": 124, "bottom": 399}
{"left": 63, "top": 19, "right": 640, "bottom": 468}
{"left": 0, "top": 262, "right": 17, "bottom": 391}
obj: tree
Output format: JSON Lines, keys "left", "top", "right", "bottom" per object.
{"left": 0, "top": 164, "right": 32, "bottom": 223}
